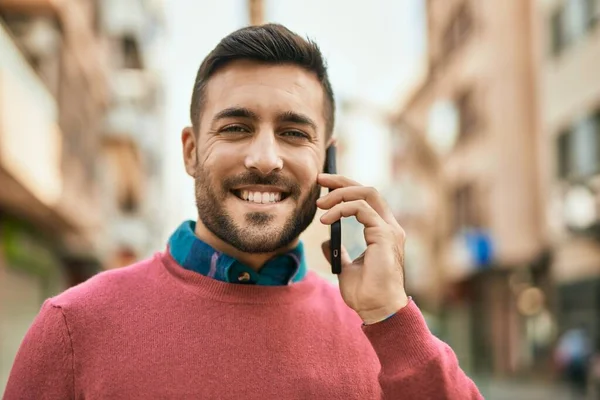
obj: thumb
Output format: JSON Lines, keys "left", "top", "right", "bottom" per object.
{"left": 321, "top": 240, "right": 353, "bottom": 266}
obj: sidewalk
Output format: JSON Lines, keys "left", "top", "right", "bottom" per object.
{"left": 475, "top": 378, "right": 581, "bottom": 400}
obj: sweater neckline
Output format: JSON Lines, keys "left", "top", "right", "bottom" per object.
{"left": 167, "top": 220, "right": 307, "bottom": 285}
{"left": 158, "top": 251, "right": 319, "bottom": 305}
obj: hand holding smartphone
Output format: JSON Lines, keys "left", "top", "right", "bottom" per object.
{"left": 325, "top": 146, "right": 342, "bottom": 275}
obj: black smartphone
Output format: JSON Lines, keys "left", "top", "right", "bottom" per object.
{"left": 325, "top": 146, "right": 342, "bottom": 275}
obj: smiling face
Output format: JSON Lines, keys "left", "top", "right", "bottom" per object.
{"left": 183, "top": 60, "right": 328, "bottom": 254}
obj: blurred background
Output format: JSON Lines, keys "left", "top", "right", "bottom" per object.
{"left": 0, "top": 0, "right": 599, "bottom": 398}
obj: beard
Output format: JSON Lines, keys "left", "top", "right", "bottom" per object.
{"left": 194, "top": 165, "right": 320, "bottom": 254}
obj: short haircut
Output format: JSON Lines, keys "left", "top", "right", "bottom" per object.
{"left": 189, "top": 24, "right": 335, "bottom": 138}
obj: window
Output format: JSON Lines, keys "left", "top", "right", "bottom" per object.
{"left": 550, "top": 0, "right": 599, "bottom": 56}
{"left": 556, "top": 109, "right": 600, "bottom": 179}
{"left": 551, "top": 10, "right": 564, "bottom": 56}
{"left": 592, "top": 0, "right": 600, "bottom": 26}
{"left": 574, "top": 116, "right": 600, "bottom": 177}
{"left": 119, "top": 188, "right": 139, "bottom": 214}
{"left": 452, "top": 184, "right": 482, "bottom": 233}
{"left": 121, "top": 36, "right": 142, "bottom": 69}
{"left": 457, "top": 89, "right": 479, "bottom": 140}
{"left": 564, "top": 0, "right": 588, "bottom": 43}
{"left": 557, "top": 130, "right": 571, "bottom": 179}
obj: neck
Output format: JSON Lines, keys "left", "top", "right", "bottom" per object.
{"left": 194, "top": 219, "right": 299, "bottom": 271}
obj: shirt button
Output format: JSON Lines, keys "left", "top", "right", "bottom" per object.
{"left": 238, "top": 272, "right": 251, "bottom": 282}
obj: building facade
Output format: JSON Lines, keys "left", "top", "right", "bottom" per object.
{"left": 391, "top": 0, "right": 551, "bottom": 378}
{"left": 535, "top": 0, "right": 600, "bottom": 359}
{"left": 0, "top": 0, "right": 165, "bottom": 391}
{"left": 0, "top": 0, "right": 107, "bottom": 389}
{"left": 95, "top": 0, "right": 166, "bottom": 269}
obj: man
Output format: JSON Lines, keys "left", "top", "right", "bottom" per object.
{"left": 555, "top": 325, "right": 592, "bottom": 398}
{"left": 4, "top": 24, "right": 482, "bottom": 399}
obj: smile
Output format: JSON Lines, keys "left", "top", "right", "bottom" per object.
{"left": 232, "top": 189, "right": 290, "bottom": 205}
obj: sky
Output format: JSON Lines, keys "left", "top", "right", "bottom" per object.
{"left": 159, "top": 0, "right": 427, "bottom": 241}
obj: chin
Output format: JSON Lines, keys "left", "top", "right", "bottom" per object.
{"left": 234, "top": 228, "right": 291, "bottom": 254}
{"left": 228, "top": 197, "right": 294, "bottom": 224}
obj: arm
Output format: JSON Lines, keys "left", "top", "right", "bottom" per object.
{"left": 363, "top": 300, "right": 482, "bottom": 400}
{"left": 3, "top": 300, "right": 74, "bottom": 400}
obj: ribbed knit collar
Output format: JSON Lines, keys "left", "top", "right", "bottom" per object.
{"left": 159, "top": 250, "right": 318, "bottom": 305}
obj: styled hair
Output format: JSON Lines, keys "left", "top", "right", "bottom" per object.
{"left": 190, "top": 23, "right": 335, "bottom": 137}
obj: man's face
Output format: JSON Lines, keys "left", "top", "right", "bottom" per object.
{"left": 183, "top": 61, "right": 328, "bottom": 253}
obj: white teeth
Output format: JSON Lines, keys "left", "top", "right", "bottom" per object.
{"left": 238, "top": 190, "right": 284, "bottom": 203}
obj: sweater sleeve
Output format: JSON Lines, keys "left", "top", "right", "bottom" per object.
{"left": 362, "top": 300, "right": 483, "bottom": 400}
{"left": 3, "top": 300, "right": 74, "bottom": 400}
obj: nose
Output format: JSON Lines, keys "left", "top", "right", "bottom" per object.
{"left": 244, "top": 131, "right": 283, "bottom": 175}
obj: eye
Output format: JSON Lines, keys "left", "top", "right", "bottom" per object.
{"left": 221, "top": 125, "right": 250, "bottom": 133}
{"left": 280, "top": 130, "right": 309, "bottom": 140}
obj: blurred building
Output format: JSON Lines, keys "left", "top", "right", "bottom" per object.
{"left": 0, "top": 0, "right": 165, "bottom": 391}
{"left": 0, "top": 1, "right": 107, "bottom": 389}
{"left": 391, "top": 0, "right": 553, "bottom": 378}
{"left": 96, "top": 0, "right": 166, "bottom": 269}
{"left": 535, "top": 0, "right": 600, "bottom": 360}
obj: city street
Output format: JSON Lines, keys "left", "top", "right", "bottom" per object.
{"left": 476, "top": 378, "right": 583, "bottom": 400}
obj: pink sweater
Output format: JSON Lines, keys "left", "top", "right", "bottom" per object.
{"left": 4, "top": 251, "right": 482, "bottom": 399}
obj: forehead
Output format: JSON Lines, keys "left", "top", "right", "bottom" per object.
{"left": 202, "top": 60, "right": 326, "bottom": 126}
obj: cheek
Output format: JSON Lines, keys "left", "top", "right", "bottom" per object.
{"left": 200, "top": 143, "right": 244, "bottom": 175}
{"left": 286, "top": 154, "right": 321, "bottom": 188}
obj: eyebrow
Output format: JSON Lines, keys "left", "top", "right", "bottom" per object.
{"left": 212, "top": 107, "right": 259, "bottom": 123}
{"left": 276, "top": 111, "right": 317, "bottom": 131}
{"left": 212, "top": 107, "right": 318, "bottom": 132}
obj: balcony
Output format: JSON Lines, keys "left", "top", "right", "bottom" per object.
{"left": 1, "top": 0, "right": 109, "bottom": 107}
{"left": 104, "top": 69, "right": 159, "bottom": 149}
{"left": 0, "top": 22, "right": 62, "bottom": 207}
{"left": 104, "top": 104, "right": 145, "bottom": 143}
{"left": 110, "top": 69, "right": 156, "bottom": 104}
{"left": 57, "top": 0, "right": 109, "bottom": 107}
{"left": 100, "top": 0, "right": 146, "bottom": 39}
{"left": 0, "top": 23, "right": 101, "bottom": 236}
{"left": 0, "top": 0, "right": 58, "bottom": 15}
{"left": 543, "top": 23, "right": 600, "bottom": 128}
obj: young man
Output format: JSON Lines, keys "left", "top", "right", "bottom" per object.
{"left": 4, "top": 24, "right": 482, "bottom": 399}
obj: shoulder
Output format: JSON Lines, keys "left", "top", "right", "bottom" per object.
{"left": 48, "top": 253, "right": 162, "bottom": 312}
{"left": 305, "top": 271, "right": 340, "bottom": 298}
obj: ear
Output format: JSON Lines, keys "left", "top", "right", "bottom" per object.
{"left": 182, "top": 126, "right": 198, "bottom": 177}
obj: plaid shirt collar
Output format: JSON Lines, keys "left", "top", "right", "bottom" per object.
{"left": 168, "top": 220, "right": 307, "bottom": 286}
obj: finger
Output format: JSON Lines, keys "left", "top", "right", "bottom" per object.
{"left": 363, "top": 226, "right": 398, "bottom": 246}
{"left": 317, "top": 173, "right": 361, "bottom": 190}
{"left": 321, "top": 240, "right": 353, "bottom": 266}
{"left": 317, "top": 186, "right": 397, "bottom": 226}
{"left": 320, "top": 200, "right": 385, "bottom": 228}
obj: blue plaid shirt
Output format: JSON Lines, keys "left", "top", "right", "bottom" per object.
{"left": 168, "top": 221, "right": 307, "bottom": 285}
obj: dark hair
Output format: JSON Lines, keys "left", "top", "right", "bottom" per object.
{"left": 190, "top": 23, "right": 335, "bottom": 138}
